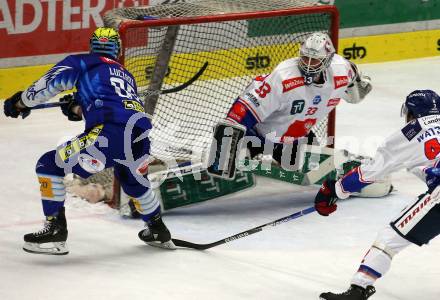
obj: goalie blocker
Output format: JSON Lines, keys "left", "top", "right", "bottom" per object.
{"left": 208, "top": 121, "right": 246, "bottom": 180}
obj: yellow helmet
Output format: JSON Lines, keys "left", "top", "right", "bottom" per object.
{"left": 90, "top": 27, "right": 121, "bottom": 59}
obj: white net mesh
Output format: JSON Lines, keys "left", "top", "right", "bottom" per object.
{"left": 104, "top": 0, "right": 335, "bottom": 163}
{"left": 69, "top": 1, "right": 336, "bottom": 205}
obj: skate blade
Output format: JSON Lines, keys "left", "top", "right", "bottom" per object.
{"left": 146, "top": 240, "right": 176, "bottom": 250}
{"left": 23, "top": 242, "right": 69, "bottom": 255}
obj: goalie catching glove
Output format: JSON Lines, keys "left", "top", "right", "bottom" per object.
{"left": 3, "top": 91, "right": 31, "bottom": 119}
{"left": 60, "top": 93, "right": 82, "bottom": 121}
{"left": 207, "top": 120, "right": 246, "bottom": 180}
{"left": 344, "top": 61, "right": 372, "bottom": 104}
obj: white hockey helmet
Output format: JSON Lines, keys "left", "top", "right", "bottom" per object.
{"left": 298, "top": 32, "right": 335, "bottom": 78}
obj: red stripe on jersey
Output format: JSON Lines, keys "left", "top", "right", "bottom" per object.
{"left": 100, "top": 56, "right": 121, "bottom": 65}
{"left": 225, "top": 117, "right": 239, "bottom": 124}
{"left": 358, "top": 166, "right": 373, "bottom": 183}
{"left": 343, "top": 166, "right": 373, "bottom": 184}
{"left": 238, "top": 97, "right": 262, "bottom": 122}
{"left": 337, "top": 180, "right": 351, "bottom": 196}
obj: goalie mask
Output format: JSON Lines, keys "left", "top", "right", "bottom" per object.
{"left": 401, "top": 89, "right": 440, "bottom": 122}
{"left": 90, "top": 27, "right": 121, "bottom": 59}
{"left": 298, "top": 32, "right": 335, "bottom": 85}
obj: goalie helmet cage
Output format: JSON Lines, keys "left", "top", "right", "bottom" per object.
{"left": 98, "top": 0, "right": 339, "bottom": 208}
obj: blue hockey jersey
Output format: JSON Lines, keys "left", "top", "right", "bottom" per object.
{"left": 21, "top": 53, "right": 150, "bottom": 131}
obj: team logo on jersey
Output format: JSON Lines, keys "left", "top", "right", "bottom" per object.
{"left": 401, "top": 119, "right": 422, "bottom": 141}
{"left": 78, "top": 154, "right": 105, "bottom": 174}
{"left": 333, "top": 76, "right": 349, "bottom": 89}
{"left": 282, "top": 77, "right": 304, "bottom": 93}
{"left": 327, "top": 98, "right": 341, "bottom": 107}
{"left": 290, "top": 100, "right": 305, "bottom": 115}
{"left": 312, "top": 95, "right": 322, "bottom": 105}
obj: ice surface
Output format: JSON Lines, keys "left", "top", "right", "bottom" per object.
{"left": 1, "top": 57, "right": 440, "bottom": 300}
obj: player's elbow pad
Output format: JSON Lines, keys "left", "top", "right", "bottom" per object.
{"left": 344, "top": 74, "right": 372, "bottom": 104}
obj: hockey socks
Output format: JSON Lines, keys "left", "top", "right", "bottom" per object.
{"left": 38, "top": 173, "right": 66, "bottom": 216}
{"left": 128, "top": 189, "right": 161, "bottom": 222}
{"left": 351, "top": 226, "right": 411, "bottom": 288}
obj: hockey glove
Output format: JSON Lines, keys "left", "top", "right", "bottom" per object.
{"left": 314, "top": 180, "right": 338, "bottom": 216}
{"left": 4, "top": 91, "right": 31, "bottom": 119}
{"left": 357, "top": 74, "right": 372, "bottom": 99}
{"left": 425, "top": 167, "right": 440, "bottom": 193}
{"left": 345, "top": 62, "right": 372, "bottom": 103}
{"left": 60, "top": 94, "right": 82, "bottom": 121}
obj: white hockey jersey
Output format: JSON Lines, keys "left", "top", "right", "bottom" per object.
{"left": 338, "top": 114, "right": 440, "bottom": 197}
{"left": 232, "top": 54, "right": 356, "bottom": 144}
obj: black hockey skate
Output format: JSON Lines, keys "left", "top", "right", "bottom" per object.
{"left": 23, "top": 207, "right": 68, "bottom": 255}
{"left": 138, "top": 214, "right": 175, "bottom": 250}
{"left": 320, "top": 285, "right": 375, "bottom": 300}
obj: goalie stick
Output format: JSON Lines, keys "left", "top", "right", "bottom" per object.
{"left": 171, "top": 206, "right": 316, "bottom": 250}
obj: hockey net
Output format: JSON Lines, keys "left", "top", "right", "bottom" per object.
{"left": 70, "top": 0, "right": 339, "bottom": 206}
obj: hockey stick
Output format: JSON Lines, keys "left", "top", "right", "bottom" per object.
{"left": 171, "top": 206, "right": 316, "bottom": 250}
{"left": 30, "top": 62, "right": 208, "bottom": 111}
{"left": 142, "top": 61, "right": 209, "bottom": 97}
{"left": 31, "top": 102, "right": 66, "bottom": 110}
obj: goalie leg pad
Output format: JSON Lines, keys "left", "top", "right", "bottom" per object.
{"left": 207, "top": 121, "right": 246, "bottom": 179}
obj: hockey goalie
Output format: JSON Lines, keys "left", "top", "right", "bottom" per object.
{"left": 208, "top": 32, "right": 391, "bottom": 197}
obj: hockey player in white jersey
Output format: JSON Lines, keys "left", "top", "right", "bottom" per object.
{"left": 315, "top": 90, "right": 440, "bottom": 299}
{"left": 209, "top": 32, "right": 372, "bottom": 177}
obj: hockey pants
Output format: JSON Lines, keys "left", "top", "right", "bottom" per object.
{"left": 351, "top": 190, "right": 440, "bottom": 288}
{"left": 35, "top": 123, "right": 160, "bottom": 222}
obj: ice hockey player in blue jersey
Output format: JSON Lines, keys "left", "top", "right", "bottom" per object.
{"left": 315, "top": 90, "right": 440, "bottom": 299}
{"left": 3, "top": 27, "right": 175, "bottom": 254}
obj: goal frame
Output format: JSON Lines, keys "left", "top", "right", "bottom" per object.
{"left": 117, "top": 4, "right": 340, "bottom": 143}
{"left": 93, "top": 4, "right": 341, "bottom": 209}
